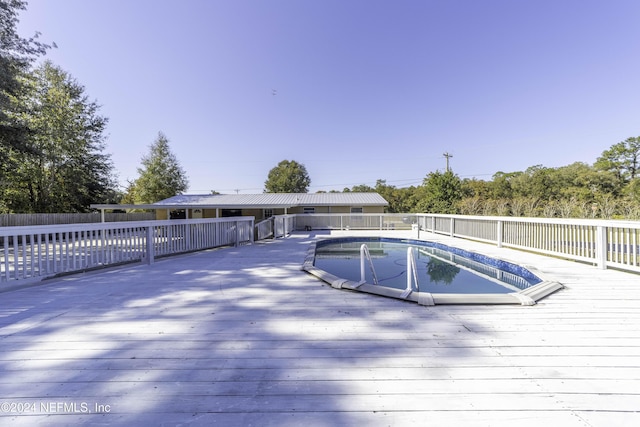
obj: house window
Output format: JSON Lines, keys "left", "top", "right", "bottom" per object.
{"left": 303, "top": 207, "right": 315, "bottom": 214}
{"left": 263, "top": 209, "right": 274, "bottom": 218}
{"left": 350, "top": 207, "right": 363, "bottom": 213}
{"left": 221, "top": 209, "right": 242, "bottom": 217}
{"left": 169, "top": 209, "right": 186, "bottom": 219}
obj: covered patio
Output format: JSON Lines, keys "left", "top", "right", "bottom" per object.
{"left": 1, "top": 230, "right": 639, "bottom": 426}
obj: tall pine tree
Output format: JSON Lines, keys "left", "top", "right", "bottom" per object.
{"left": 131, "top": 132, "right": 189, "bottom": 203}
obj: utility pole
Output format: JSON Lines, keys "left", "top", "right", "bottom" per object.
{"left": 443, "top": 152, "right": 453, "bottom": 172}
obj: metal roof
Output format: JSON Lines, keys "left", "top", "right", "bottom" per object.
{"left": 154, "top": 193, "right": 388, "bottom": 208}
{"left": 91, "top": 193, "right": 388, "bottom": 210}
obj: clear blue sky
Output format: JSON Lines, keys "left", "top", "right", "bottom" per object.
{"left": 17, "top": 0, "right": 640, "bottom": 194}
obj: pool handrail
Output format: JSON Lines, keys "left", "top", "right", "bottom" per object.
{"left": 358, "top": 244, "right": 379, "bottom": 287}
{"left": 401, "top": 246, "right": 419, "bottom": 299}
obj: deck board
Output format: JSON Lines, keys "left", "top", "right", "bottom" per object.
{"left": 1, "top": 230, "right": 639, "bottom": 426}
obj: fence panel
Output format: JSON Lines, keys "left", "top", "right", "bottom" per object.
{"left": 452, "top": 217, "right": 498, "bottom": 243}
{"left": 0, "top": 217, "right": 254, "bottom": 288}
{"left": 606, "top": 225, "right": 640, "bottom": 271}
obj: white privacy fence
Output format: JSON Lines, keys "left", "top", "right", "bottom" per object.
{"left": 273, "top": 213, "right": 640, "bottom": 273}
{"left": 1, "top": 217, "right": 254, "bottom": 288}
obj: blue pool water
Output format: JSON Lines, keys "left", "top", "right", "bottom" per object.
{"left": 313, "top": 238, "right": 542, "bottom": 294}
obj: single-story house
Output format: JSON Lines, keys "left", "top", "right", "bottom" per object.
{"left": 91, "top": 193, "right": 388, "bottom": 222}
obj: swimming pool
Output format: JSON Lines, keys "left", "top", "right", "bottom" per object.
{"left": 302, "top": 237, "right": 563, "bottom": 305}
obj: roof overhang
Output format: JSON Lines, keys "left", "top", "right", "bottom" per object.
{"left": 89, "top": 203, "right": 299, "bottom": 211}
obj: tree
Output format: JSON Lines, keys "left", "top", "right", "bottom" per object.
{"left": 413, "top": 170, "right": 462, "bottom": 214}
{"left": 489, "top": 171, "right": 520, "bottom": 200}
{"left": 132, "top": 132, "right": 189, "bottom": 203}
{"left": 595, "top": 136, "right": 640, "bottom": 184}
{"left": 0, "top": 0, "right": 50, "bottom": 155}
{"left": 4, "top": 61, "right": 116, "bottom": 212}
{"left": 347, "top": 184, "right": 376, "bottom": 192}
{"left": 264, "top": 160, "right": 310, "bottom": 193}
{"left": 1, "top": 0, "right": 52, "bottom": 194}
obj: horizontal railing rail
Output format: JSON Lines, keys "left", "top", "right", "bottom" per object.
{"left": 0, "top": 212, "right": 155, "bottom": 226}
{"left": 1, "top": 217, "right": 254, "bottom": 288}
{"left": 274, "top": 213, "right": 640, "bottom": 274}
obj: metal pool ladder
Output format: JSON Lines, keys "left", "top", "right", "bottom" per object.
{"left": 358, "top": 244, "right": 379, "bottom": 286}
{"left": 402, "top": 246, "right": 420, "bottom": 298}
{"left": 358, "top": 244, "right": 420, "bottom": 299}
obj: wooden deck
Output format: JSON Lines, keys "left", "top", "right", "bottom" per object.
{"left": 1, "top": 230, "right": 639, "bottom": 426}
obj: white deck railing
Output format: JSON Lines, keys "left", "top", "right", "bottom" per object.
{"left": 255, "top": 217, "right": 274, "bottom": 240}
{"left": 1, "top": 217, "right": 254, "bottom": 288}
{"left": 418, "top": 214, "right": 640, "bottom": 273}
{"left": 275, "top": 213, "right": 640, "bottom": 273}
{"left": 3, "top": 211, "right": 637, "bottom": 288}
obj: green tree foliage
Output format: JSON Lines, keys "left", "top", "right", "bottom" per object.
{"left": 335, "top": 137, "right": 639, "bottom": 219}
{"left": 595, "top": 136, "right": 640, "bottom": 184}
{"left": 3, "top": 61, "right": 116, "bottom": 212}
{"left": 0, "top": 0, "right": 52, "bottom": 193}
{"left": 346, "top": 184, "right": 375, "bottom": 192}
{"left": 373, "top": 179, "right": 412, "bottom": 213}
{"left": 337, "top": 136, "right": 638, "bottom": 218}
{"left": 130, "top": 132, "right": 189, "bottom": 203}
{"left": 413, "top": 171, "right": 462, "bottom": 214}
{"left": 264, "top": 160, "right": 310, "bottom": 193}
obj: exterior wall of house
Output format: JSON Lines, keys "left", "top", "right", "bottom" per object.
{"left": 287, "top": 205, "right": 385, "bottom": 214}
{"left": 368, "top": 206, "right": 384, "bottom": 213}
{"left": 202, "top": 209, "right": 219, "bottom": 218}
{"left": 156, "top": 205, "right": 385, "bottom": 220}
{"left": 241, "top": 208, "right": 264, "bottom": 221}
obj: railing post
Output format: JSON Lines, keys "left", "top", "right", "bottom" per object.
{"left": 450, "top": 217, "right": 455, "bottom": 237}
{"left": 145, "top": 226, "right": 154, "bottom": 265}
{"left": 235, "top": 221, "right": 239, "bottom": 247}
{"left": 497, "top": 220, "right": 503, "bottom": 248}
{"left": 596, "top": 225, "right": 607, "bottom": 269}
